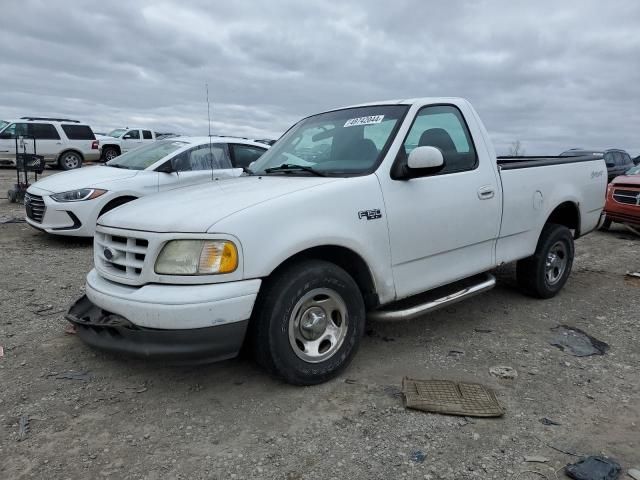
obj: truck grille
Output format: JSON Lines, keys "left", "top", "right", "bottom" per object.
{"left": 613, "top": 188, "right": 640, "bottom": 206}
{"left": 24, "top": 193, "right": 46, "bottom": 222}
{"left": 95, "top": 231, "right": 149, "bottom": 279}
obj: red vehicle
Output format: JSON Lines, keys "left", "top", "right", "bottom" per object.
{"left": 601, "top": 164, "right": 640, "bottom": 230}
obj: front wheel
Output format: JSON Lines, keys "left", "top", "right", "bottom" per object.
{"left": 251, "top": 260, "right": 366, "bottom": 385}
{"left": 59, "top": 151, "right": 82, "bottom": 170}
{"left": 516, "top": 223, "right": 574, "bottom": 299}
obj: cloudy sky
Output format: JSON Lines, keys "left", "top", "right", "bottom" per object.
{"left": 0, "top": 0, "right": 638, "bottom": 155}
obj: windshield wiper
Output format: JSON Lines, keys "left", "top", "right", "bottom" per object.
{"left": 264, "top": 163, "right": 326, "bottom": 177}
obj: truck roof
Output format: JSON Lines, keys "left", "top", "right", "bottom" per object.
{"left": 347, "top": 97, "right": 467, "bottom": 108}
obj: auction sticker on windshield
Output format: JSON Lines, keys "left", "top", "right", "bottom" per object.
{"left": 344, "top": 115, "right": 385, "bottom": 127}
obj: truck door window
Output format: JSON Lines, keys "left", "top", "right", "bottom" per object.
{"left": 124, "top": 130, "right": 140, "bottom": 140}
{"left": 142, "top": 130, "right": 153, "bottom": 139}
{"left": 402, "top": 105, "right": 477, "bottom": 175}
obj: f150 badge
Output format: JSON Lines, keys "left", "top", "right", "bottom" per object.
{"left": 358, "top": 209, "right": 382, "bottom": 220}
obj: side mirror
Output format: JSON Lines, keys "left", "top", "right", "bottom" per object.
{"left": 156, "top": 161, "right": 174, "bottom": 173}
{"left": 408, "top": 146, "right": 445, "bottom": 170}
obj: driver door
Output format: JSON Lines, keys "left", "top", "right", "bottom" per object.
{"left": 121, "top": 129, "right": 143, "bottom": 153}
{"left": 158, "top": 143, "right": 235, "bottom": 191}
{"left": 0, "top": 123, "right": 26, "bottom": 164}
{"left": 378, "top": 104, "right": 501, "bottom": 299}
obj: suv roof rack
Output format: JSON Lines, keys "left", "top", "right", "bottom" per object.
{"left": 20, "top": 117, "right": 81, "bottom": 123}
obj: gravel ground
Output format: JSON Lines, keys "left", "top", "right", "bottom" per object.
{"left": 0, "top": 167, "right": 638, "bottom": 479}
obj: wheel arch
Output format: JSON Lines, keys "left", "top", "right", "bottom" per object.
{"left": 102, "top": 143, "right": 121, "bottom": 155}
{"left": 545, "top": 201, "right": 581, "bottom": 238}
{"left": 57, "top": 148, "right": 85, "bottom": 162}
{"left": 266, "top": 245, "right": 380, "bottom": 309}
{"left": 98, "top": 195, "right": 138, "bottom": 217}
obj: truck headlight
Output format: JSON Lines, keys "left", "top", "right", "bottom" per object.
{"left": 155, "top": 240, "right": 238, "bottom": 275}
{"left": 51, "top": 188, "right": 107, "bottom": 202}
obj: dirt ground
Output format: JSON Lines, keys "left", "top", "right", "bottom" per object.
{"left": 0, "top": 167, "right": 638, "bottom": 480}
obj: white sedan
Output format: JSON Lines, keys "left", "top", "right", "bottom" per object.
{"left": 24, "top": 136, "right": 268, "bottom": 236}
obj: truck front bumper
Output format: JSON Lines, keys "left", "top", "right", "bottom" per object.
{"left": 66, "top": 270, "right": 261, "bottom": 362}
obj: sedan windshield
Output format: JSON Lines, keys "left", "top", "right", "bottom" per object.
{"left": 107, "top": 128, "right": 126, "bottom": 138}
{"left": 250, "top": 105, "right": 408, "bottom": 176}
{"left": 626, "top": 164, "right": 640, "bottom": 175}
{"left": 107, "top": 140, "right": 188, "bottom": 170}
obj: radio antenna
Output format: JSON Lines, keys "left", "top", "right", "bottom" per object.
{"left": 206, "top": 82, "right": 214, "bottom": 181}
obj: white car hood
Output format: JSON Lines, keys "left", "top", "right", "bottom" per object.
{"left": 98, "top": 176, "right": 338, "bottom": 233}
{"left": 31, "top": 166, "right": 138, "bottom": 193}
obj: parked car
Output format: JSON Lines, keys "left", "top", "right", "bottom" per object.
{"left": 0, "top": 117, "right": 99, "bottom": 170}
{"left": 24, "top": 137, "right": 268, "bottom": 236}
{"left": 560, "top": 148, "right": 634, "bottom": 181}
{"left": 66, "top": 97, "right": 606, "bottom": 385}
{"left": 600, "top": 163, "right": 640, "bottom": 230}
{"left": 98, "top": 127, "right": 161, "bottom": 161}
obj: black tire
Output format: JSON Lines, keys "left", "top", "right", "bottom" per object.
{"left": 599, "top": 216, "right": 612, "bottom": 231}
{"left": 516, "top": 223, "right": 574, "bottom": 299}
{"left": 251, "top": 260, "right": 366, "bottom": 385}
{"left": 58, "top": 151, "right": 82, "bottom": 170}
{"left": 102, "top": 147, "right": 119, "bottom": 162}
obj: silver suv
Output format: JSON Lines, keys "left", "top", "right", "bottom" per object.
{"left": 0, "top": 117, "right": 100, "bottom": 170}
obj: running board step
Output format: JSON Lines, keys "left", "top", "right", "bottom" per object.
{"left": 368, "top": 273, "right": 496, "bottom": 322}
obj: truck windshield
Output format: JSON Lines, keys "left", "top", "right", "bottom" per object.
{"left": 251, "top": 105, "right": 408, "bottom": 176}
{"left": 626, "top": 165, "right": 640, "bottom": 175}
{"left": 106, "top": 140, "right": 188, "bottom": 170}
{"left": 107, "top": 129, "right": 126, "bottom": 138}
{"left": 0, "top": 120, "right": 8, "bottom": 131}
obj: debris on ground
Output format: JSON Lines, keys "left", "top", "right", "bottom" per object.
{"left": 550, "top": 325, "right": 609, "bottom": 357}
{"left": 627, "top": 468, "right": 640, "bottom": 480}
{"left": 564, "top": 455, "right": 621, "bottom": 480}
{"left": 474, "top": 328, "right": 493, "bottom": 333}
{"left": 489, "top": 365, "right": 518, "bottom": 379}
{"left": 447, "top": 349, "right": 465, "bottom": 357}
{"left": 0, "top": 215, "right": 26, "bottom": 224}
{"left": 409, "top": 450, "right": 426, "bottom": 463}
{"left": 64, "top": 324, "right": 77, "bottom": 335}
{"left": 524, "top": 455, "right": 549, "bottom": 463}
{"left": 539, "top": 417, "right": 561, "bottom": 426}
{"left": 50, "top": 371, "right": 93, "bottom": 381}
{"left": 382, "top": 385, "right": 403, "bottom": 398}
{"left": 18, "top": 415, "right": 30, "bottom": 441}
{"left": 402, "top": 377, "right": 505, "bottom": 417}
{"left": 626, "top": 271, "right": 640, "bottom": 279}
{"left": 0, "top": 345, "right": 4, "bottom": 358}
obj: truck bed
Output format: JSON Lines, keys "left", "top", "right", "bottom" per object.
{"left": 497, "top": 154, "right": 603, "bottom": 170}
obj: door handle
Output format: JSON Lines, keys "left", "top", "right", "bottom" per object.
{"left": 477, "top": 186, "right": 495, "bottom": 200}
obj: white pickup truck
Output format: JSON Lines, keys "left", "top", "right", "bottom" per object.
{"left": 66, "top": 97, "right": 607, "bottom": 385}
{"left": 97, "top": 128, "right": 162, "bottom": 161}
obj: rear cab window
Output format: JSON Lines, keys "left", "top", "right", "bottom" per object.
{"left": 61, "top": 124, "right": 95, "bottom": 140}
{"left": 142, "top": 130, "right": 153, "bottom": 140}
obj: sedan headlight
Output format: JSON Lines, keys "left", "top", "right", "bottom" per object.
{"left": 155, "top": 240, "right": 238, "bottom": 275}
{"left": 50, "top": 188, "right": 107, "bottom": 202}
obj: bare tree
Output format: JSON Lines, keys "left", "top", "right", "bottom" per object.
{"left": 507, "top": 140, "right": 525, "bottom": 156}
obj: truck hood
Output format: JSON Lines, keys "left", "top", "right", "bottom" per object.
{"left": 98, "top": 176, "right": 339, "bottom": 233}
{"left": 31, "top": 166, "right": 138, "bottom": 193}
{"left": 610, "top": 173, "right": 640, "bottom": 186}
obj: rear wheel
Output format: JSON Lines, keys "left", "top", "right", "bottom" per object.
{"left": 59, "top": 151, "right": 82, "bottom": 170}
{"left": 516, "top": 223, "right": 574, "bottom": 299}
{"left": 251, "top": 260, "right": 365, "bottom": 385}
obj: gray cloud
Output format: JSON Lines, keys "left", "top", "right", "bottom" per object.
{"left": 0, "top": 0, "right": 637, "bottom": 154}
